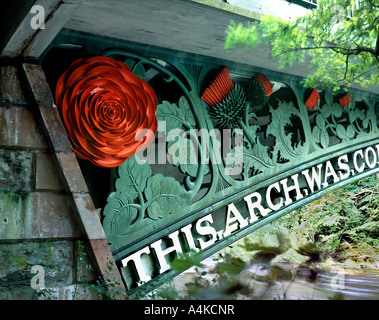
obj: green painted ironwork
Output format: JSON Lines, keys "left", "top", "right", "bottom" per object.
{"left": 100, "top": 48, "right": 377, "bottom": 246}
{"left": 98, "top": 47, "right": 378, "bottom": 295}
{"left": 43, "top": 29, "right": 379, "bottom": 297}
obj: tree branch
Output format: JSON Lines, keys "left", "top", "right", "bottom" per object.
{"left": 343, "top": 54, "right": 349, "bottom": 80}
{"left": 275, "top": 44, "right": 379, "bottom": 60}
{"left": 366, "top": 0, "right": 379, "bottom": 9}
{"left": 354, "top": 45, "right": 377, "bottom": 56}
{"left": 348, "top": 66, "right": 379, "bottom": 83}
{"left": 274, "top": 45, "right": 351, "bottom": 56}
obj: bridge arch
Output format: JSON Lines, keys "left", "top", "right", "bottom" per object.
{"left": 42, "top": 33, "right": 379, "bottom": 298}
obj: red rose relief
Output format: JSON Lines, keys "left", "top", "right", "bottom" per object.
{"left": 55, "top": 56, "right": 158, "bottom": 168}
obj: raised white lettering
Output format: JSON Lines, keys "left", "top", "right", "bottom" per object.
{"left": 365, "top": 147, "right": 377, "bottom": 169}
{"left": 302, "top": 164, "right": 323, "bottom": 193}
{"left": 323, "top": 160, "right": 340, "bottom": 187}
{"left": 337, "top": 154, "right": 350, "bottom": 180}
{"left": 150, "top": 230, "right": 182, "bottom": 273}
{"left": 196, "top": 214, "right": 217, "bottom": 250}
{"left": 353, "top": 149, "right": 365, "bottom": 173}
{"left": 121, "top": 246, "right": 152, "bottom": 285}
{"left": 266, "top": 182, "right": 283, "bottom": 211}
{"left": 244, "top": 192, "right": 271, "bottom": 223}
{"left": 223, "top": 203, "right": 248, "bottom": 237}
{"left": 181, "top": 224, "right": 199, "bottom": 253}
{"left": 280, "top": 174, "right": 303, "bottom": 205}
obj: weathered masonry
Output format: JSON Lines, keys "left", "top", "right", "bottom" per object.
{"left": 1, "top": 0, "right": 378, "bottom": 299}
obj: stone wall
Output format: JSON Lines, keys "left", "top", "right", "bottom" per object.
{"left": 0, "top": 64, "right": 109, "bottom": 299}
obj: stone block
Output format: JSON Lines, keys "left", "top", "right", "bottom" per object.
{"left": 0, "top": 285, "right": 35, "bottom": 300}
{"left": 0, "top": 240, "right": 75, "bottom": 299}
{"left": 35, "top": 152, "right": 65, "bottom": 191}
{"left": 36, "top": 284, "right": 100, "bottom": 300}
{"left": 0, "top": 106, "right": 48, "bottom": 150}
{"left": 88, "top": 238, "right": 126, "bottom": 298}
{"left": 0, "top": 65, "right": 28, "bottom": 105}
{"left": 0, "top": 193, "right": 25, "bottom": 240}
{"left": 0, "top": 149, "right": 33, "bottom": 194}
{"left": 30, "top": 192, "right": 80, "bottom": 239}
{"left": 0, "top": 192, "right": 80, "bottom": 240}
{"left": 88, "top": 239, "right": 115, "bottom": 274}
{"left": 74, "top": 240, "right": 98, "bottom": 284}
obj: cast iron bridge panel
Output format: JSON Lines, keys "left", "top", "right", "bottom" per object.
{"left": 44, "top": 30, "right": 379, "bottom": 297}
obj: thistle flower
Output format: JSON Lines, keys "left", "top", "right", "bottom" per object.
{"left": 339, "top": 93, "right": 351, "bottom": 109}
{"left": 304, "top": 88, "right": 320, "bottom": 111}
{"left": 201, "top": 66, "right": 247, "bottom": 129}
{"left": 244, "top": 73, "right": 273, "bottom": 111}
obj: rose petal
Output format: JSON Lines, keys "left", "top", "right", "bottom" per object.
{"left": 55, "top": 56, "right": 158, "bottom": 168}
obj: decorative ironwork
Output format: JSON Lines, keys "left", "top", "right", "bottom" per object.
{"left": 339, "top": 92, "right": 351, "bottom": 109}
{"left": 98, "top": 48, "right": 378, "bottom": 263}
{"left": 55, "top": 56, "right": 158, "bottom": 168}
{"left": 47, "top": 35, "right": 377, "bottom": 293}
{"left": 201, "top": 66, "right": 234, "bottom": 107}
{"left": 244, "top": 73, "right": 273, "bottom": 112}
{"left": 304, "top": 88, "right": 320, "bottom": 111}
{"left": 310, "top": 91, "right": 373, "bottom": 149}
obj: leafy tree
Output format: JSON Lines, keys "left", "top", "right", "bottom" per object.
{"left": 225, "top": 0, "right": 379, "bottom": 91}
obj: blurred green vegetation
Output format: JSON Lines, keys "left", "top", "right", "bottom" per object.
{"left": 149, "top": 174, "right": 379, "bottom": 300}
{"left": 228, "top": 174, "right": 379, "bottom": 270}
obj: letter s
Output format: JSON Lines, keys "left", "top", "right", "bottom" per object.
{"left": 196, "top": 215, "right": 217, "bottom": 250}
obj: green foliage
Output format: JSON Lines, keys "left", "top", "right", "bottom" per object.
{"left": 103, "top": 155, "right": 192, "bottom": 249}
{"left": 154, "top": 174, "right": 378, "bottom": 300}
{"left": 154, "top": 253, "right": 253, "bottom": 300}
{"left": 114, "top": 175, "right": 379, "bottom": 300}
{"left": 150, "top": 231, "right": 323, "bottom": 300}
{"left": 244, "top": 174, "right": 379, "bottom": 269}
{"left": 225, "top": 0, "right": 379, "bottom": 91}
{"left": 242, "top": 232, "right": 290, "bottom": 263}
{"left": 291, "top": 175, "right": 379, "bottom": 267}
